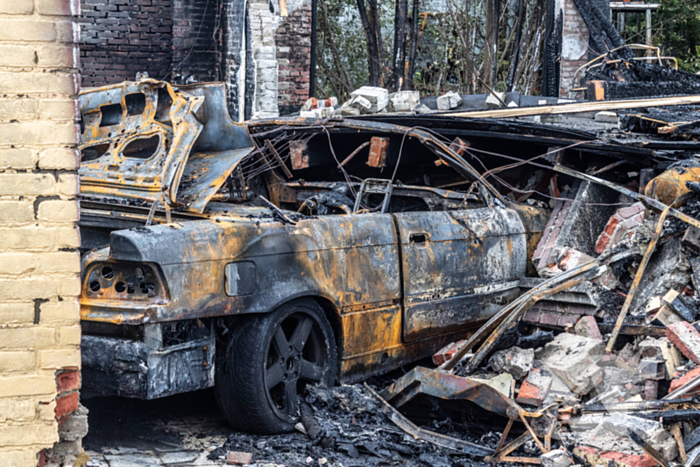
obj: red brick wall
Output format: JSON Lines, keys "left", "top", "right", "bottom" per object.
{"left": 276, "top": 2, "right": 312, "bottom": 115}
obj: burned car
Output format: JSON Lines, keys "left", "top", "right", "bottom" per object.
{"left": 78, "top": 78, "right": 548, "bottom": 434}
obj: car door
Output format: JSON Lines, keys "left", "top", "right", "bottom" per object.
{"left": 393, "top": 206, "right": 527, "bottom": 342}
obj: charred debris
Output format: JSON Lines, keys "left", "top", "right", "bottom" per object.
{"left": 253, "top": 89, "right": 700, "bottom": 464}
{"left": 239, "top": 105, "right": 700, "bottom": 467}
{"left": 77, "top": 77, "right": 700, "bottom": 466}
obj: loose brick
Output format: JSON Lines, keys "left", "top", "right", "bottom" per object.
{"left": 36, "top": 0, "right": 80, "bottom": 16}
{"left": 0, "top": 97, "right": 36, "bottom": 120}
{"left": 666, "top": 321, "right": 700, "bottom": 364}
{"left": 432, "top": 340, "right": 465, "bottom": 366}
{"left": 0, "top": 303, "right": 34, "bottom": 324}
{"left": 226, "top": 451, "right": 255, "bottom": 465}
{"left": 0, "top": 278, "right": 56, "bottom": 301}
{"left": 39, "top": 301, "right": 80, "bottom": 325}
{"left": 573, "top": 445, "right": 657, "bottom": 467}
{"left": 0, "top": 72, "right": 79, "bottom": 95}
{"left": 37, "top": 200, "right": 79, "bottom": 222}
{"left": 58, "top": 326, "right": 81, "bottom": 346}
{"left": 0, "top": 122, "right": 79, "bottom": 146}
{"left": 516, "top": 368, "right": 552, "bottom": 407}
{"left": 669, "top": 366, "right": 700, "bottom": 397}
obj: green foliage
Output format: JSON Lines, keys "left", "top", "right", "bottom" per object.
{"left": 654, "top": 0, "right": 700, "bottom": 72}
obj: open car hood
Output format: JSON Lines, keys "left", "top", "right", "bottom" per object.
{"left": 78, "top": 79, "right": 254, "bottom": 214}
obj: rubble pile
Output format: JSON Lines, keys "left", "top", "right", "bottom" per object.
{"left": 376, "top": 167, "right": 700, "bottom": 467}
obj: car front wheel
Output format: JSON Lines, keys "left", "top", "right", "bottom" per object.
{"left": 215, "top": 298, "right": 337, "bottom": 434}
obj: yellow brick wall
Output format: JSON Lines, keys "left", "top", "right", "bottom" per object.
{"left": 0, "top": 0, "right": 82, "bottom": 465}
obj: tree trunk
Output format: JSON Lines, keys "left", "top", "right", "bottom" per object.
{"left": 506, "top": 0, "right": 525, "bottom": 91}
{"left": 390, "top": 0, "right": 409, "bottom": 91}
{"left": 407, "top": 0, "right": 420, "bottom": 90}
{"left": 482, "top": 0, "right": 499, "bottom": 91}
{"left": 357, "top": 0, "right": 381, "bottom": 86}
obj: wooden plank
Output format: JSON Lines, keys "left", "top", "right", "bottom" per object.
{"left": 606, "top": 204, "right": 671, "bottom": 352}
{"left": 446, "top": 95, "right": 700, "bottom": 119}
{"left": 279, "top": 0, "right": 288, "bottom": 16}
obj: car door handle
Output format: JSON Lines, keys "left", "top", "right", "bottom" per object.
{"left": 409, "top": 233, "right": 428, "bottom": 243}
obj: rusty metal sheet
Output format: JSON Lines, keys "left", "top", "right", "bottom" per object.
{"left": 367, "top": 136, "right": 389, "bottom": 168}
{"left": 382, "top": 366, "right": 519, "bottom": 419}
{"left": 79, "top": 79, "right": 254, "bottom": 214}
{"left": 79, "top": 79, "right": 204, "bottom": 206}
{"left": 176, "top": 147, "right": 253, "bottom": 214}
{"left": 290, "top": 140, "right": 310, "bottom": 169}
{"left": 394, "top": 206, "right": 527, "bottom": 341}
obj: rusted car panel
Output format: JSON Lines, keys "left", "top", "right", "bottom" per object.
{"left": 82, "top": 213, "right": 400, "bottom": 324}
{"left": 395, "top": 207, "right": 527, "bottom": 341}
{"left": 79, "top": 79, "right": 253, "bottom": 212}
{"left": 78, "top": 79, "right": 549, "bottom": 406}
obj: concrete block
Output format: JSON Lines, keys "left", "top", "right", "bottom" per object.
{"left": 602, "top": 413, "right": 678, "bottom": 461}
{"left": 536, "top": 333, "right": 604, "bottom": 395}
{"left": 469, "top": 373, "right": 514, "bottom": 398}
{"left": 636, "top": 358, "right": 665, "bottom": 380}
{"left": 488, "top": 346, "right": 534, "bottom": 380}
{"left": 485, "top": 92, "right": 505, "bottom": 109}
{"left": 350, "top": 86, "right": 388, "bottom": 112}
{"left": 637, "top": 337, "right": 682, "bottom": 379}
{"left": 348, "top": 95, "right": 372, "bottom": 114}
{"left": 666, "top": 321, "right": 700, "bottom": 364}
{"left": 415, "top": 104, "right": 432, "bottom": 114}
{"left": 517, "top": 367, "right": 553, "bottom": 407}
{"left": 388, "top": 90, "right": 420, "bottom": 112}
{"left": 541, "top": 448, "right": 572, "bottom": 467}
{"left": 575, "top": 316, "right": 602, "bottom": 340}
{"left": 436, "top": 91, "right": 462, "bottom": 110}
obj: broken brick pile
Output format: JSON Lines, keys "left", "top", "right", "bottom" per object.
{"left": 426, "top": 166, "right": 700, "bottom": 467}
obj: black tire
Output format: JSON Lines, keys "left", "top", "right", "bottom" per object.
{"left": 215, "top": 298, "right": 337, "bottom": 434}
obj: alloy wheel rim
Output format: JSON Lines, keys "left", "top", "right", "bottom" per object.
{"left": 264, "top": 310, "right": 328, "bottom": 422}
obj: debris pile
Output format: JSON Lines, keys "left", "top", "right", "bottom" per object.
{"left": 373, "top": 166, "right": 700, "bottom": 467}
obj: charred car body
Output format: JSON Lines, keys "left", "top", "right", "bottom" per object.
{"left": 78, "top": 79, "right": 550, "bottom": 434}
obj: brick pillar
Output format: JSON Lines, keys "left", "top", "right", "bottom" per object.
{"left": 559, "top": 0, "right": 590, "bottom": 97}
{"left": 276, "top": 0, "right": 312, "bottom": 115}
{"left": 0, "top": 0, "right": 85, "bottom": 466}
